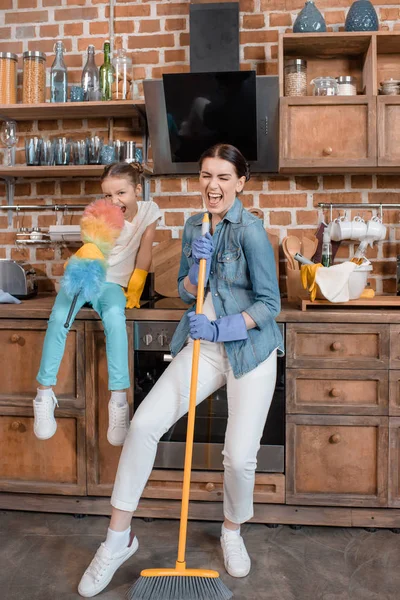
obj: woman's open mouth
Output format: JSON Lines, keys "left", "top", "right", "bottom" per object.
{"left": 208, "top": 193, "right": 222, "bottom": 207}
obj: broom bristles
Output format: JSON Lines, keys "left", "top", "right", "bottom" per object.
{"left": 127, "top": 575, "right": 233, "bottom": 600}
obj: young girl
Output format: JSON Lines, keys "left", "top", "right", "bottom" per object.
{"left": 77, "top": 145, "right": 282, "bottom": 597}
{"left": 33, "top": 162, "right": 161, "bottom": 446}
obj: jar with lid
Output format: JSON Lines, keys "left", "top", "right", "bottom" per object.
{"left": 112, "top": 48, "right": 133, "bottom": 100}
{"left": 380, "top": 79, "right": 400, "bottom": 96}
{"left": 336, "top": 76, "right": 357, "bottom": 96}
{"left": 23, "top": 51, "right": 46, "bottom": 104}
{"left": 311, "top": 76, "right": 338, "bottom": 96}
{"left": 284, "top": 59, "right": 307, "bottom": 97}
{"left": 0, "top": 53, "right": 17, "bottom": 104}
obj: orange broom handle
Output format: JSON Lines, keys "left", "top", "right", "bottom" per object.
{"left": 176, "top": 212, "right": 209, "bottom": 568}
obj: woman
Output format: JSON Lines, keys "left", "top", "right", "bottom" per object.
{"left": 78, "top": 144, "right": 283, "bottom": 598}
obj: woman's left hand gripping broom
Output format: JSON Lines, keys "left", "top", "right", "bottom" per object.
{"left": 61, "top": 199, "right": 125, "bottom": 328}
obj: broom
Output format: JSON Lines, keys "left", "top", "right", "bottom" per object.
{"left": 128, "top": 212, "right": 233, "bottom": 600}
{"left": 61, "top": 198, "right": 125, "bottom": 328}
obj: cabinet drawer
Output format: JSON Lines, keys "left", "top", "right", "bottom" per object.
{"left": 0, "top": 407, "right": 86, "bottom": 495}
{"left": 0, "top": 319, "right": 85, "bottom": 408}
{"left": 286, "top": 323, "right": 389, "bottom": 369}
{"left": 390, "top": 325, "right": 400, "bottom": 369}
{"left": 142, "top": 471, "right": 285, "bottom": 504}
{"left": 286, "top": 415, "right": 388, "bottom": 507}
{"left": 287, "top": 369, "right": 388, "bottom": 415}
{"left": 280, "top": 97, "right": 376, "bottom": 170}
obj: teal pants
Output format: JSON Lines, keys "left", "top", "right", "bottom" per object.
{"left": 37, "top": 282, "right": 130, "bottom": 390}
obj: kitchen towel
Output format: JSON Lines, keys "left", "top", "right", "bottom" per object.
{"left": 0, "top": 289, "right": 21, "bottom": 304}
{"left": 315, "top": 261, "right": 357, "bottom": 302}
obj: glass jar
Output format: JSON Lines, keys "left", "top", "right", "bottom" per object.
{"left": 23, "top": 51, "right": 46, "bottom": 104}
{"left": 311, "top": 76, "right": 338, "bottom": 96}
{"left": 380, "top": 79, "right": 400, "bottom": 96}
{"left": 336, "top": 76, "right": 357, "bottom": 96}
{"left": 284, "top": 59, "right": 307, "bottom": 97}
{"left": 0, "top": 53, "right": 17, "bottom": 104}
{"left": 112, "top": 48, "right": 133, "bottom": 100}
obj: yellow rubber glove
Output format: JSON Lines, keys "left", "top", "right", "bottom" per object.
{"left": 359, "top": 288, "right": 375, "bottom": 299}
{"left": 64, "top": 242, "right": 105, "bottom": 270}
{"left": 125, "top": 268, "right": 148, "bottom": 309}
{"left": 301, "top": 263, "right": 323, "bottom": 302}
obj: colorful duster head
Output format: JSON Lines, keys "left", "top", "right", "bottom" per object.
{"left": 61, "top": 199, "right": 125, "bottom": 302}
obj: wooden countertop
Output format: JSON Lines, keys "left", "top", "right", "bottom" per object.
{"left": 2, "top": 293, "right": 400, "bottom": 323}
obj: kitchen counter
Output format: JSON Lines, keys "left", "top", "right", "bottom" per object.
{"left": 2, "top": 293, "right": 400, "bottom": 323}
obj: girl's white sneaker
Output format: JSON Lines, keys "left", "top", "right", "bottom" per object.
{"left": 33, "top": 390, "right": 58, "bottom": 440}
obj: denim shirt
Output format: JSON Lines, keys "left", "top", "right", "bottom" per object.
{"left": 170, "top": 197, "right": 284, "bottom": 378}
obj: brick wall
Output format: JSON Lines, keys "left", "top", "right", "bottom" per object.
{"left": 1, "top": 0, "right": 400, "bottom": 294}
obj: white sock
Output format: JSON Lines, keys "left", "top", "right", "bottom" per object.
{"left": 222, "top": 524, "right": 240, "bottom": 536}
{"left": 110, "top": 391, "right": 127, "bottom": 408}
{"left": 104, "top": 526, "right": 131, "bottom": 553}
{"left": 36, "top": 387, "right": 54, "bottom": 400}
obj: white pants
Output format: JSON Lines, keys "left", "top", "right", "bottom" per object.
{"left": 111, "top": 339, "right": 277, "bottom": 524}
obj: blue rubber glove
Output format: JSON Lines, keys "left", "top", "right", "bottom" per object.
{"left": 188, "top": 312, "right": 248, "bottom": 343}
{"left": 188, "top": 232, "right": 214, "bottom": 286}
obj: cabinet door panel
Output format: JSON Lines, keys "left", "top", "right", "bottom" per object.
{"left": 286, "top": 415, "right": 388, "bottom": 507}
{"left": 378, "top": 97, "right": 400, "bottom": 166}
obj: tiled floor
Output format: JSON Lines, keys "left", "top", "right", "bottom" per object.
{"left": 1, "top": 510, "right": 400, "bottom": 599}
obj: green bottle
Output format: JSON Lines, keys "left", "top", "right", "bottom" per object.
{"left": 99, "top": 41, "right": 114, "bottom": 101}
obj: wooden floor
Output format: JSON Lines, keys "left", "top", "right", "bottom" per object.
{"left": 1, "top": 511, "right": 400, "bottom": 599}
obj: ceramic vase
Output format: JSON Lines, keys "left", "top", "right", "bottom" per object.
{"left": 293, "top": 0, "right": 327, "bottom": 33}
{"left": 345, "top": 0, "right": 379, "bottom": 31}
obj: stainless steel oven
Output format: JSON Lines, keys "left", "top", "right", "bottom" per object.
{"left": 134, "top": 310, "right": 285, "bottom": 473}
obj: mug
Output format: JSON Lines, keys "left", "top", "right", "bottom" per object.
{"left": 350, "top": 215, "right": 367, "bottom": 240}
{"left": 366, "top": 216, "right": 386, "bottom": 241}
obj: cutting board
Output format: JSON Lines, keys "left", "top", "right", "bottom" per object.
{"left": 152, "top": 239, "right": 182, "bottom": 297}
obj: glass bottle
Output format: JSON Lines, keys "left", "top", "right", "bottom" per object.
{"left": 50, "top": 41, "right": 68, "bottom": 103}
{"left": 99, "top": 41, "right": 114, "bottom": 102}
{"left": 112, "top": 48, "right": 133, "bottom": 100}
{"left": 321, "top": 230, "right": 332, "bottom": 268}
{"left": 81, "top": 45, "right": 99, "bottom": 101}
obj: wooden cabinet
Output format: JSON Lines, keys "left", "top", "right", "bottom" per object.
{"left": 0, "top": 319, "right": 85, "bottom": 409}
{"left": 377, "top": 96, "right": 400, "bottom": 167}
{"left": 389, "top": 418, "right": 400, "bottom": 507}
{"left": 287, "top": 369, "right": 388, "bottom": 415}
{"left": 280, "top": 97, "right": 377, "bottom": 172}
{"left": 286, "top": 323, "right": 389, "bottom": 370}
{"left": 286, "top": 415, "right": 388, "bottom": 507}
{"left": 0, "top": 406, "right": 86, "bottom": 495}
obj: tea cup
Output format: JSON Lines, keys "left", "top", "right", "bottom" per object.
{"left": 350, "top": 215, "right": 367, "bottom": 240}
{"left": 366, "top": 216, "right": 386, "bottom": 241}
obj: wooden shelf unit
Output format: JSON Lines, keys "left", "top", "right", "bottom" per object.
{"left": 0, "top": 100, "right": 146, "bottom": 121}
{"left": 0, "top": 164, "right": 153, "bottom": 179}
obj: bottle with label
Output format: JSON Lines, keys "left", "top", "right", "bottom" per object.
{"left": 50, "top": 41, "right": 68, "bottom": 103}
{"left": 81, "top": 45, "right": 99, "bottom": 101}
{"left": 99, "top": 41, "right": 114, "bottom": 101}
{"left": 321, "top": 229, "right": 332, "bottom": 267}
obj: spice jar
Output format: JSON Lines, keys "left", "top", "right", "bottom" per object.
{"left": 112, "top": 48, "right": 133, "bottom": 100}
{"left": 284, "top": 59, "right": 307, "bottom": 97}
{"left": 0, "top": 53, "right": 17, "bottom": 104}
{"left": 311, "top": 76, "right": 338, "bottom": 96}
{"left": 23, "top": 51, "right": 46, "bottom": 104}
{"left": 380, "top": 79, "right": 400, "bottom": 96}
{"left": 336, "top": 76, "right": 357, "bottom": 96}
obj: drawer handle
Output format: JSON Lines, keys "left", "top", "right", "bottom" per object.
{"left": 205, "top": 482, "right": 215, "bottom": 492}
{"left": 330, "top": 388, "right": 341, "bottom": 397}
{"left": 11, "top": 421, "right": 24, "bottom": 432}
{"left": 330, "top": 342, "right": 342, "bottom": 352}
{"left": 10, "top": 334, "right": 20, "bottom": 343}
{"left": 329, "top": 434, "right": 341, "bottom": 444}
{"left": 323, "top": 146, "right": 333, "bottom": 156}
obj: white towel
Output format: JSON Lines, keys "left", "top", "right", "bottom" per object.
{"left": 0, "top": 289, "right": 21, "bottom": 304}
{"left": 315, "top": 262, "right": 357, "bottom": 303}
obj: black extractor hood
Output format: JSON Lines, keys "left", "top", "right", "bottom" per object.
{"left": 143, "top": 1, "right": 279, "bottom": 175}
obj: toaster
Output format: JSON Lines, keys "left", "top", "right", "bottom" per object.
{"left": 0, "top": 259, "right": 38, "bottom": 299}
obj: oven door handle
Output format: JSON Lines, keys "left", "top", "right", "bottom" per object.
{"left": 163, "top": 354, "right": 173, "bottom": 363}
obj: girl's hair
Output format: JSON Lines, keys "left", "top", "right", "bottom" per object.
{"left": 199, "top": 144, "right": 251, "bottom": 182}
{"left": 101, "top": 162, "right": 144, "bottom": 186}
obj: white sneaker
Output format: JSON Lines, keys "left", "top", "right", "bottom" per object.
{"left": 78, "top": 534, "right": 139, "bottom": 598}
{"left": 107, "top": 400, "right": 129, "bottom": 446}
{"left": 220, "top": 530, "right": 251, "bottom": 578}
{"left": 33, "top": 390, "right": 58, "bottom": 440}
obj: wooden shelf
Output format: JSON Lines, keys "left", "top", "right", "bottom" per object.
{"left": 0, "top": 100, "right": 146, "bottom": 121}
{"left": 282, "top": 32, "right": 372, "bottom": 58}
{"left": 0, "top": 163, "right": 153, "bottom": 179}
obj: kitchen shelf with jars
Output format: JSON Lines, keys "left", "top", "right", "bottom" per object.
{"left": 0, "top": 42, "right": 151, "bottom": 215}
{"left": 279, "top": 31, "right": 400, "bottom": 173}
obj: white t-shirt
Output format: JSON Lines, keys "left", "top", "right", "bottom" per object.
{"left": 106, "top": 201, "right": 161, "bottom": 287}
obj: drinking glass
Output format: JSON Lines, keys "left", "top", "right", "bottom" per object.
{"left": 100, "top": 143, "right": 116, "bottom": 164}
{"left": 40, "top": 139, "right": 55, "bottom": 166}
{"left": 86, "top": 136, "right": 103, "bottom": 164}
{"left": 1, "top": 120, "right": 18, "bottom": 166}
{"left": 25, "top": 137, "right": 42, "bottom": 166}
{"left": 54, "top": 137, "right": 71, "bottom": 166}
{"left": 72, "top": 139, "right": 88, "bottom": 165}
